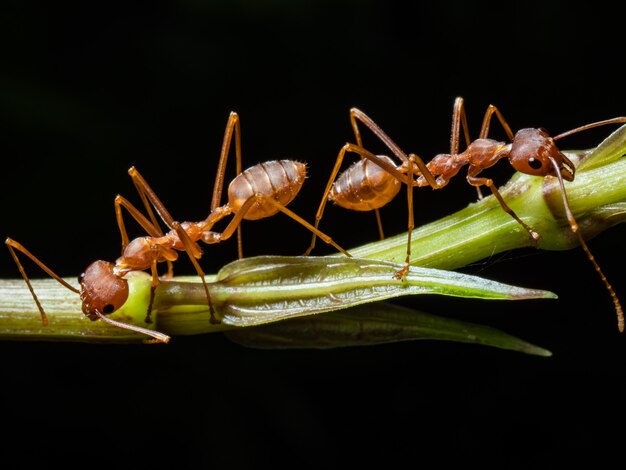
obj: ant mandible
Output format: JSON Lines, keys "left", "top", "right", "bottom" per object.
{"left": 305, "top": 98, "right": 626, "bottom": 331}
{"left": 6, "top": 111, "right": 350, "bottom": 342}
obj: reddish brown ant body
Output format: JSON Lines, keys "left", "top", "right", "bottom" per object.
{"left": 6, "top": 111, "right": 349, "bottom": 342}
{"left": 5, "top": 241, "right": 170, "bottom": 341}
{"left": 306, "top": 98, "right": 626, "bottom": 331}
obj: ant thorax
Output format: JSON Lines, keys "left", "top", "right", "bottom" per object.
{"left": 114, "top": 236, "right": 179, "bottom": 275}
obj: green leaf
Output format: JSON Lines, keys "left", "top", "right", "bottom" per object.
{"left": 224, "top": 301, "right": 552, "bottom": 357}
{"left": 577, "top": 122, "right": 626, "bottom": 172}
{"left": 156, "top": 255, "right": 555, "bottom": 331}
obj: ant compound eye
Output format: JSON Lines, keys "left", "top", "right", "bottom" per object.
{"left": 78, "top": 272, "right": 85, "bottom": 284}
{"left": 102, "top": 304, "right": 115, "bottom": 314}
{"left": 528, "top": 157, "right": 542, "bottom": 170}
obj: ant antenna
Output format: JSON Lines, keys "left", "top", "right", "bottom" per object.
{"left": 6, "top": 238, "right": 80, "bottom": 326}
{"left": 6, "top": 238, "right": 171, "bottom": 342}
{"left": 94, "top": 311, "right": 171, "bottom": 343}
{"left": 547, "top": 156, "right": 624, "bottom": 332}
{"left": 553, "top": 117, "right": 626, "bottom": 141}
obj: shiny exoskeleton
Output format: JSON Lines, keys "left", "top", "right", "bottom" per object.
{"left": 329, "top": 156, "right": 402, "bottom": 212}
{"left": 6, "top": 112, "right": 348, "bottom": 342}
{"left": 306, "top": 98, "right": 626, "bottom": 331}
{"left": 114, "top": 160, "right": 308, "bottom": 277}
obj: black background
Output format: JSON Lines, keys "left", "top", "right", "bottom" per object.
{"left": 1, "top": 1, "right": 625, "bottom": 468}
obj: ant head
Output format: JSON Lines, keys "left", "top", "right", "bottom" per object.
{"left": 509, "top": 128, "right": 575, "bottom": 181}
{"left": 78, "top": 260, "right": 129, "bottom": 321}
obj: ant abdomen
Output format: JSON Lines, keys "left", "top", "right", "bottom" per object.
{"left": 228, "top": 160, "right": 306, "bottom": 220}
{"left": 330, "top": 156, "right": 401, "bottom": 211}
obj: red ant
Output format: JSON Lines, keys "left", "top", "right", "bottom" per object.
{"left": 6, "top": 111, "right": 349, "bottom": 342}
{"left": 305, "top": 98, "right": 626, "bottom": 331}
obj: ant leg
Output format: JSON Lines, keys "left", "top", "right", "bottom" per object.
{"left": 126, "top": 168, "right": 212, "bottom": 314}
{"left": 115, "top": 195, "right": 165, "bottom": 248}
{"left": 374, "top": 210, "right": 385, "bottom": 241}
{"left": 126, "top": 166, "right": 189, "bottom": 277}
{"left": 349, "top": 108, "right": 408, "bottom": 163}
{"left": 142, "top": 243, "right": 185, "bottom": 325}
{"left": 143, "top": 246, "right": 162, "bottom": 324}
{"left": 450, "top": 97, "right": 472, "bottom": 155}
{"left": 349, "top": 108, "right": 443, "bottom": 234}
{"left": 126, "top": 168, "right": 205, "bottom": 263}
{"left": 349, "top": 108, "right": 441, "bottom": 189}
{"left": 211, "top": 111, "right": 245, "bottom": 258}
{"left": 348, "top": 108, "right": 390, "bottom": 237}
{"left": 467, "top": 175, "right": 540, "bottom": 241}
{"left": 126, "top": 167, "right": 203, "bottom": 256}
{"left": 126, "top": 167, "right": 178, "bottom": 230}
{"left": 128, "top": 173, "right": 167, "bottom": 240}
{"left": 209, "top": 194, "right": 351, "bottom": 257}
{"left": 211, "top": 112, "right": 242, "bottom": 209}
{"left": 170, "top": 222, "right": 217, "bottom": 324}
{"left": 479, "top": 104, "right": 515, "bottom": 141}
{"left": 450, "top": 98, "right": 483, "bottom": 199}
{"left": 6, "top": 237, "right": 171, "bottom": 341}
{"left": 114, "top": 195, "right": 175, "bottom": 277}
{"left": 393, "top": 154, "right": 419, "bottom": 280}
{"left": 5, "top": 238, "right": 80, "bottom": 325}
{"left": 305, "top": 143, "right": 362, "bottom": 255}
{"left": 122, "top": 217, "right": 214, "bottom": 324}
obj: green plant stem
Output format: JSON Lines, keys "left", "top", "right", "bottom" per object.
{"left": 348, "top": 150, "right": 626, "bottom": 269}
{"left": 0, "top": 258, "right": 553, "bottom": 342}
{"left": 1, "top": 125, "right": 625, "bottom": 343}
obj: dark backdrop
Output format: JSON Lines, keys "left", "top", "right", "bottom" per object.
{"left": 1, "top": 1, "right": 624, "bottom": 468}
